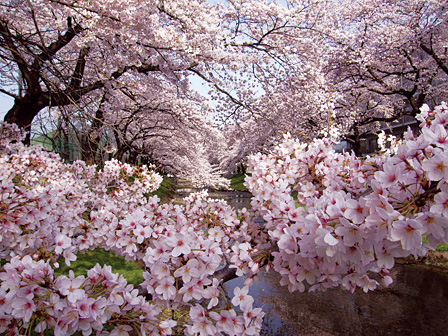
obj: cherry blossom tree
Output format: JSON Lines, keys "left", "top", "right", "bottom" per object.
{"left": 219, "top": 0, "right": 448, "bottom": 158}
{"left": 0, "top": 0, "right": 341, "bottom": 177}
{"left": 322, "top": 0, "right": 448, "bottom": 154}
{"left": 0, "top": 0, "right": 233, "bottom": 142}
{"left": 202, "top": 0, "right": 337, "bottom": 168}
{"left": 2, "top": 100, "right": 448, "bottom": 335}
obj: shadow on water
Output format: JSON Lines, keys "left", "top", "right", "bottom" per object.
{"left": 211, "top": 191, "right": 448, "bottom": 336}
{"left": 223, "top": 266, "right": 448, "bottom": 336}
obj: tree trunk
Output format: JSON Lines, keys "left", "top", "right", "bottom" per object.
{"left": 82, "top": 137, "right": 98, "bottom": 166}
{"left": 114, "top": 146, "right": 127, "bottom": 162}
{"left": 81, "top": 127, "right": 102, "bottom": 165}
{"left": 126, "top": 151, "right": 137, "bottom": 165}
{"left": 81, "top": 96, "right": 107, "bottom": 165}
{"left": 61, "top": 128, "right": 70, "bottom": 162}
{"left": 4, "top": 98, "right": 46, "bottom": 144}
{"left": 350, "top": 124, "right": 361, "bottom": 157}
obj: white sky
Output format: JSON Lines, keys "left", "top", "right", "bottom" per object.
{"left": 0, "top": 94, "right": 13, "bottom": 119}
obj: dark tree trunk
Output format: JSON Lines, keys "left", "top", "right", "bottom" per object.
{"left": 352, "top": 141, "right": 361, "bottom": 157}
{"left": 82, "top": 142, "right": 98, "bottom": 166}
{"left": 241, "top": 163, "right": 246, "bottom": 175}
{"left": 81, "top": 106, "right": 105, "bottom": 165}
{"left": 350, "top": 124, "right": 361, "bottom": 157}
{"left": 61, "top": 128, "right": 70, "bottom": 162}
{"left": 4, "top": 97, "right": 47, "bottom": 144}
{"left": 128, "top": 151, "right": 138, "bottom": 165}
{"left": 114, "top": 146, "right": 127, "bottom": 162}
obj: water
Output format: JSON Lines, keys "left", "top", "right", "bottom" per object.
{"left": 223, "top": 265, "right": 448, "bottom": 336}
{"left": 208, "top": 190, "right": 448, "bottom": 336}
{"left": 208, "top": 190, "right": 253, "bottom": 209}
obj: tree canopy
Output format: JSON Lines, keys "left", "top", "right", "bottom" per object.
{"left": 1, "top": 0, "right": 447, "bottom": 173}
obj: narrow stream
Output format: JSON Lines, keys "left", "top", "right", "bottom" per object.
{"left": 223, "top": 265, "right": 448, "bottom": 336}
{"left": 195, "top": 189, "right": 448, "bottom": 335}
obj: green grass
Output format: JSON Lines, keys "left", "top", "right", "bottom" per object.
{"left": 229, "top": 173, "right": 249, "bottom": 191}
{"left": 55, "top": 248, "right": 144, "bottom": 287}
{"left": 436, "top": 244, "right": 448, "bottom": 252}
{"left": 147, "top": 174, "right": 176, "bottom": 202}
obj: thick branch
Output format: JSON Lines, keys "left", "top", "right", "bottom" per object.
{"left": 420, "top": 42, "right": 448, "bottom": 76}
{"left": 110, "top": 63, "right": 161, "bottom": 79}
{"left": 212, "top": 242, "right": 278, "bottom": 284}
{"left": 0, "top": 20, "right": 34, "bottom": 88}
{"left": 69, "top": 46, "right": 90, "bottom": 90}
{"left": 213, "top": 265, "right": 238, "bottom": 283}
{"left": 359, "top": 110, "right": 413, "bottom": 126}
{"left": 31, "top": 20, "right": 84, "bottom": 72}
{"left": 0, "top": 87, "right": 19, "bottom": 100}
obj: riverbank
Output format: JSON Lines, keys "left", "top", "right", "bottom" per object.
{"left": 416, "top": 251, "right": 448, "bottom": 273}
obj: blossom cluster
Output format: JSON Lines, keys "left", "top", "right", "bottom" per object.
{"left": 0, "top": 122, "right": 263, "bottom": 335}
{"left": 2, "top": 102, "right": 448, "bottom": 335}
{"left": 0, "top": 256, "right": 174, "bottom": 335}
{"left": 0, "top": 121, "right": 162, "bottom": 266}
{"left": 245, "top": 103, "right": 448, "bottom": 293}
{"left": 136, "top": 192, "right": 264, "bottom": 335}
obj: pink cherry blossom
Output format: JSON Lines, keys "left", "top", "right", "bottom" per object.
{"left": 421, "top": 152, "right": 448, "bottom": 181}
{"left": 10, "top": 297, "right": 36, "bottom": 322}
{"left": 155, "top": 276, "right": 177, "bottom": 301}
{"left": 390, "top": 220, "right": 425, "bottom": 250}
{"left": 173, "top": 259, "right": 200, "bottom": 283}
{"left": 231, "top": 286, "right": 254, "bottom": 309}
{"left": 170, "top": 234, "right": 192, "bottom": 257}
{"left": 56, "top": 273, "right": 87, "bottom": 303}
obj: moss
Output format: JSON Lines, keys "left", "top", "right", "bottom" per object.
{"left": 146, "top": 174, "right": 176, "bottom": 203}
{"left": 229, "top": 173, "right": 249, "bottom": 191}
{"left": 55, "top": 248, "right": 144, "bottom": 287}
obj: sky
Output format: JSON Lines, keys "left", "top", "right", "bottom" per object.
{"left": 0, "top": 94, "right": 13, "bottom": 119}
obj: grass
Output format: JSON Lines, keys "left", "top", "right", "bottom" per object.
{"left": 436, "top": 243, "right": 448, "bottom": 252}
{"left": 423, "top": 237, "right": 448, "bottom": 252}
{"left": 229, "top": 173, "right": 249, "bottom": 191}
{"left": 55, "top": 248, "right": 144, "bottom": 287}
{"left": 146, "top": 174, "right": 176, "bottom": 202}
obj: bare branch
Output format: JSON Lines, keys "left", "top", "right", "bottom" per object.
{"left": 420, "top": 42, "right": 448, "bottom": 76}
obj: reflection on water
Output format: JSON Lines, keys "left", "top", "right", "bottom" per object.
{"left": 224, "top": 265, "right": 448, "bottom": 336}
{"left": 212, "top": 191, "right": 448, "bottom": 336}
{"left": 208, "top": 190, "right": 253, "bottom": 210}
